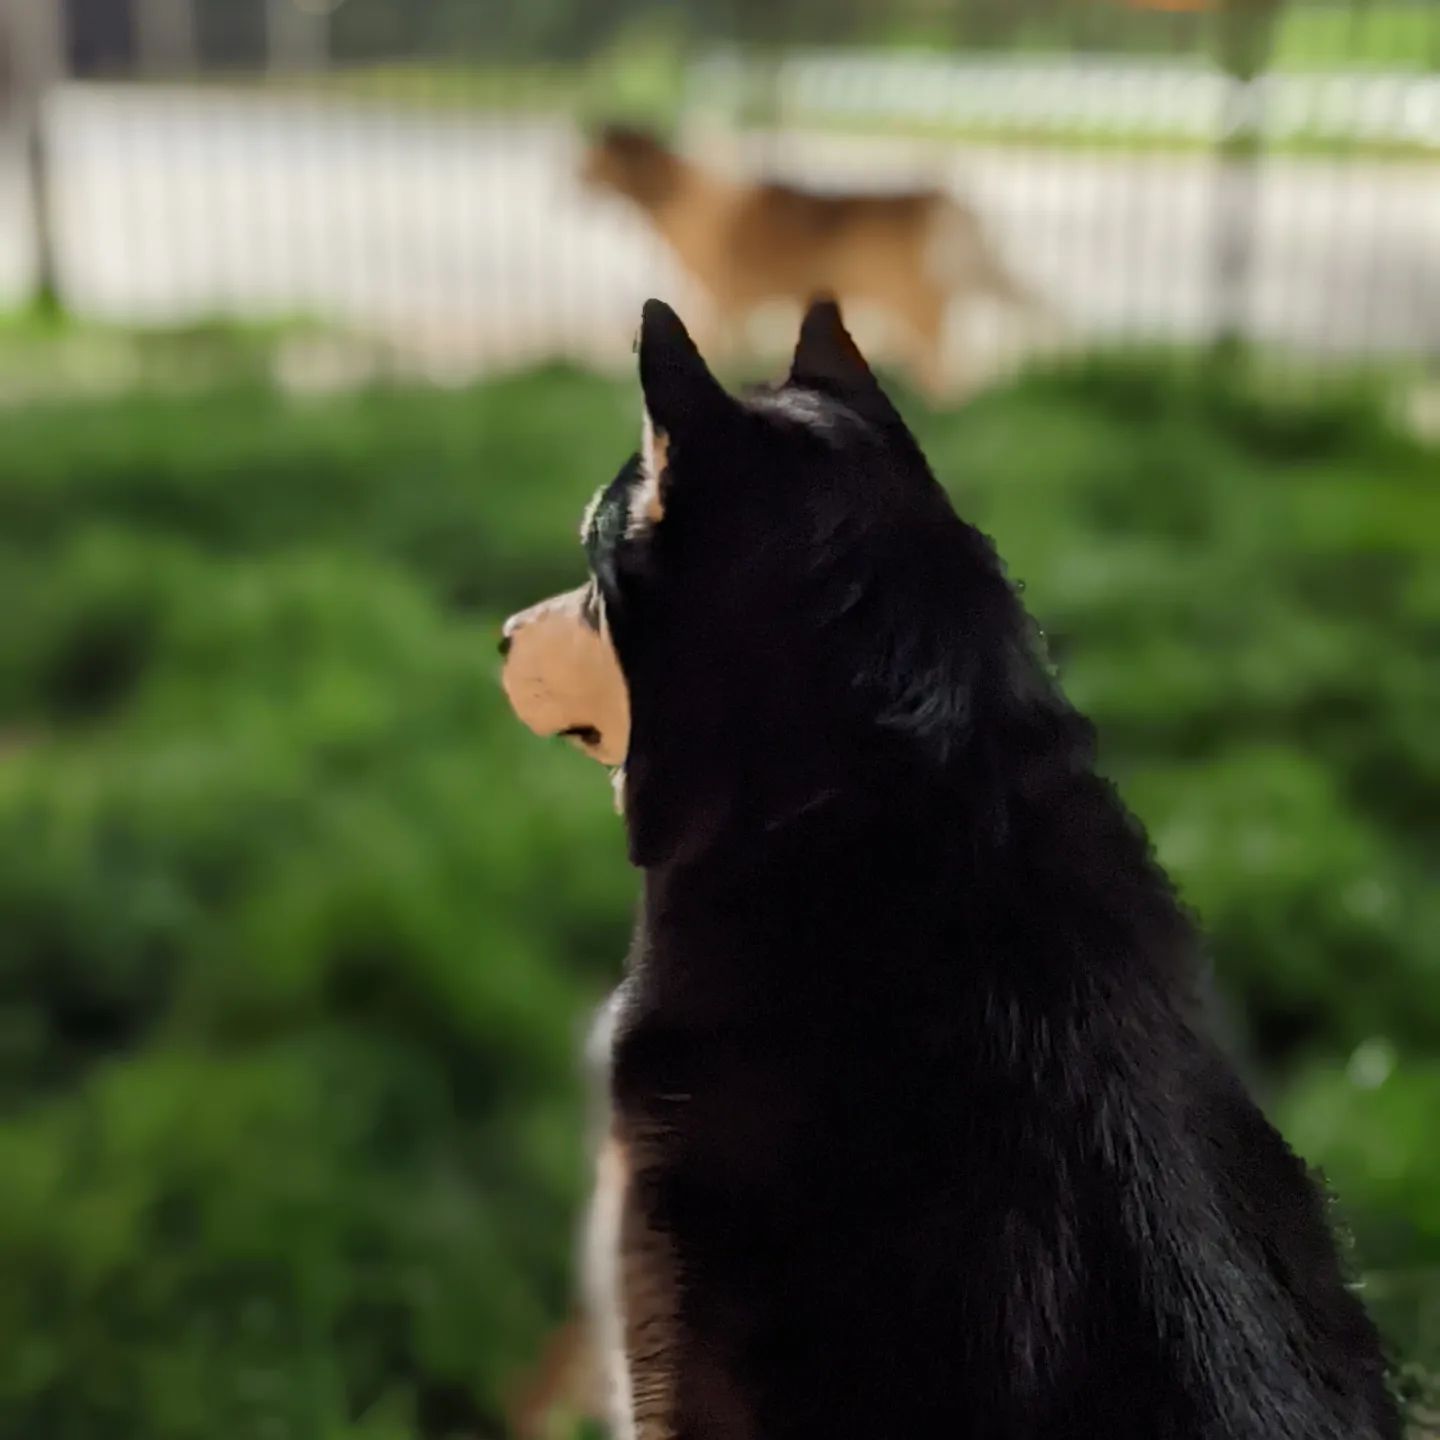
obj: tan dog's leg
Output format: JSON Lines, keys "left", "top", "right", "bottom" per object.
{"left": 900, "top": 283, "right": 949, "bottom": 402}
{"left": 974, "top": 243, "right": 1066, "bottom": 357}
{"left": 693, "top": 294, "right": 748, "bottom": 376}
{"left": 506, "top": 1314, "right": 602, "bottom": 1440}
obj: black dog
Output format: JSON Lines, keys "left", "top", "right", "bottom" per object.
{"left": 500, "top": 298, "right": 1399, "bottom": 1440}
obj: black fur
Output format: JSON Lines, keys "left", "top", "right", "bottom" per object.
{"left": 592, "top": 300, "right": 1400, "bottom": 1439}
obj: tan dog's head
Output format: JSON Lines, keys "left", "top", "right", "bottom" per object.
{"left": 578, "top": 124, "right": 680, "bottom": 210}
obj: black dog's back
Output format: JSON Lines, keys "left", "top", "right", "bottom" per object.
{"left": 589, "top": 300, "right": 1400, "bottom": 1440}
{"left": 617, "top": 783, "right": 1396, "bottom": 1439}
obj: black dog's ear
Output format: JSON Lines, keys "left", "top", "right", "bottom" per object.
{"left": 790, "top": 295, "right": 902, "bottom": 427}
{"left": 637, "top": 298, "right": 729, "bottom": 437}
{"left": 634, "top": 300, "right": 733, "bottom": 527}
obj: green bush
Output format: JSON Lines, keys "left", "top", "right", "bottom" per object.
{"left": 915, "top": 366, "right": 1440, "bottom": 1060}
{"left": 0, "top": 357, "right": 1434, "bottom": 1435}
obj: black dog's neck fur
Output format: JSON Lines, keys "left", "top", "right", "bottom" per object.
{"left": 631, "top": 617, "right": 1194, "bottom": 1021}
{"left": 619, "top": 430, "right": 1199, "bottom": 1023}
{"left": 623, "top": 496, "right": 1082, "bottom": 869}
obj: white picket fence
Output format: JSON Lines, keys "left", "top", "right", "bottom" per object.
{"left": 691, "top": 50, "right": 1440, "bottom": 148}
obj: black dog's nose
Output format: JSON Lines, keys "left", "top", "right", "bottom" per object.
{"left": 497, "top": 632, "right": 512, "bottom": 658}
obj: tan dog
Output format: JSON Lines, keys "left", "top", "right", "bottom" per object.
{"left": 580, "top": 124, "right": 1045, "bottom": 398}
{"left": 503, "top": 1315, "right": 601, "bottom": 1440}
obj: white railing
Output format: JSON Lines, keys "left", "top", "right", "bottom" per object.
{"left": 691, "top": 50, "right": 1440, "bottom": 148}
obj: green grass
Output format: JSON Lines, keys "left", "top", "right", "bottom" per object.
{"left": 280, "top": 60, "right": 581, "bottom": 112}
{"left": 0, "top": 305, "right": 327, "bottom": 344}
{"left": 0, "top": 355, "right": 1436, "bottom": 1434}
{"left": 274, "top": 34, "right": 690, "bottom": 134}
{"left": 1275, "top": 2, "right": 1440, "bottom": 69}
{"left": 881, "top": 2, "right": 1440, "bottom": 70}
{"left": 787, "top": 110, "right": 1440, "bottom": 159}
{"left": 0, "top": 309, "right": 348, "bottom": 405}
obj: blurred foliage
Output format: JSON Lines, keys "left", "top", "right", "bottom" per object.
{"left": 363, "top": 0, "right": 1440, "bottom": 69}
{"left": 0, "top": 353, "right": 1435, "bottom": 1435}
{"left": 66, "top": 1, "right": 1440, "bottom": 74}
{"left": 276, "top": 3, "right": 1440, "bottom": 159}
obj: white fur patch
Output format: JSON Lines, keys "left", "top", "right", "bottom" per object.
{"left": 585, "top": 1135, "right": 637, "bottom": 1440}
{"left": 583, "top": 996, "right": 636, "bottom": 1440}
{"left": 579, "top": 483, "right": 606, "bottom": 542}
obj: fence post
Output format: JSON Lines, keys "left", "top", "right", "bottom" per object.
{"left": 135, "top": 0, "right": 197, "bottom": 78}
{"left": 728, "top": 0, "right": 790, "bottom": 164}
{"left": 1210, "top": 0, "right": 1284, "bottom": 357}
{"left": 2, "top": 0, "right": 67, "bottom": 316}
{"left": 266, "top": 0, "right": 330, "bottom": 77}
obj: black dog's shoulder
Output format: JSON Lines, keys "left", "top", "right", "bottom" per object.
{"left": 619, "top": 787, "right": 1397, "bottom": 1438}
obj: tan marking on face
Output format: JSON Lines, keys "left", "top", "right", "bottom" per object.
{"left": 628, "top": 412, "right": 669, "bottom": 534}
{"left": 501, "top": 586, "right": 630, "bottom": 766}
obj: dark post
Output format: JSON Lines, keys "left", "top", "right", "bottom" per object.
{"left": 267, "top": 0, "right": 330, "bottom": 76}
{"left": 135, "top": 0, "right": 198, "bottom": 77}
{"left": 730, "top": 0, "right": 787, "bottom": 164}
{"left": 1210, "top": 0, "right": 1284, "bottom": 358}
{"left": 3, "top": 0, "right": 67, "bottom": 317}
